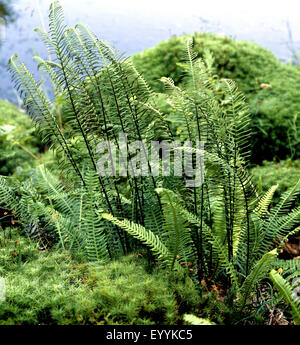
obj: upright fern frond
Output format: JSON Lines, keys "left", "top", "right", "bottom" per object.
{"left": 254, "top": 184, "right": 278, "bottom": 217}
{"left": 156, "top": 188, "right": 194, "bottom": 269}
{"left": 239, "top": 249, "right": 278, "bottom": 309}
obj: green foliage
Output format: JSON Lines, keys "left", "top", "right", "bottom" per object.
{"left": 132, "top": 33, "right": 300, "bottom": 162}
{"left": 268, "top": 259, "right": 300, "bottom": 324}
{"left": 0, "top": 228, "right": 87, "bottom": 324}
{"left": 251, "top": 159, "right": 300, "bottom": 203}
{"left": 239, "top": 249, "right": 277, "bottom": 309}
{"left": 4, "top": 1, "right": 299, "bottom": 325}
{"left": 0, "top": 229, "right": 200, "bottom": 325}
{"left": 0, "top": 165, "right": 112, "bottom": 262}
{"left": 78, "top": 255, "right": 183, "bottom": 325}
{"left": 102, "top": 213, "right": 172, "bottom": 266}
{"left": 105, "top": 180, "right": 300, "bottom": 312}
{"left": 102, "top": 45, "right": 300, "bottom": 312}
{"left": 0, "top": 0, "right": 15, "bottom": 23}
{"left": 7, "top": 0, "right": 172, "bottom": 259}
{"left": 270, "top": 269, "right": 300, "bottom": 325}
{"left": 0, "top": 100, "right": 40, "bottom": 176}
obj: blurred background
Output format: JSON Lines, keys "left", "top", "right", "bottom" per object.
{"left": 0, "top": 0, "right": 300, "bottom": 104}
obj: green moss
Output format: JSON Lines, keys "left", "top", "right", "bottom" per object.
{"left": 0, "top": 230, "right": 200, "bottom": 325}
{"left": 132, "top": 33, "right": 300, "bottom": 162}
{"left": 0, "top": 100, "right": 41, "bottom": 176}
{"left": 251, "top": 159, "right": 300, "bottom": 203}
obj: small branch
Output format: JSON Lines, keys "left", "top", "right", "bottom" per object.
{"left": 14, "top": 142, "right": 39, "bottom": 160}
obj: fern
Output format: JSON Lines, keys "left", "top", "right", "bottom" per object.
{"left": 156, "top": 188, "right": 194, "bottom": 269}
{"left": 5, "top": 1, "right": 299, "bottom": 321}
{"left": 254, "top": 184, "right": 278, "bottom": 217}
{"left": 101, "top": 213, "right": 176, "bottom": 268}
{"left": 239, "top": 249, "right": 278, "bottom": 309}
{"left": 270, "top": 269, "right": 300, "bottom": 325}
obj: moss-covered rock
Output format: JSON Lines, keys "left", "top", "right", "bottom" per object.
{"left": 132, "top": 33, "right": 300, "bottom": 162}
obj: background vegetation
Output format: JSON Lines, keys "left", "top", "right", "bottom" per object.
{"left": 132, "top": 33, "right": 300, "bottom": 163}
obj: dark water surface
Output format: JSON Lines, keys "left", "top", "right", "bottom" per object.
{"left": 1, "top": 0, "right": 300, "bottom": 104}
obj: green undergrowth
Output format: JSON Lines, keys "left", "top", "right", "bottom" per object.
{"left": 0, "top": 229, "right": 203, "bottom": 325}
{"left": 132, "top": 32, "right": 300, "bottom": 162}
{"left": 1, "top": 2, "right": 298, "bottom": 325}
{"left": 0, "top": 228, "right": 267, "bottom": 325}
{"left": 251, "top": 159, "right": 300, "bottom": 203}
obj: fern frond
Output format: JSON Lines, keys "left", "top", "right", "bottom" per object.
{"left": 254, "top": 184, "right": 278, "bottom": 217}
{"left": 270, "top": 269, "right": 300, "bottom": 325}
{"left": 101, "top": 213, "right": 179, "bottom": 269}
{"left": 156, "top": 188, "right": 194, "bottom": 269}
{"left": 239, "top": 249, "right": 278, "bottom": 309}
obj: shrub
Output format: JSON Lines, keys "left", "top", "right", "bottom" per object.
{"left": 132, "top": 33, "right": 300, "bottom": 162}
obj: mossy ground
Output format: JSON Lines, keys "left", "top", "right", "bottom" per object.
{"left": 251, "top": 159, "right": 300, "bottom": 203}
{"left": 0, "top": 229, "right": 203, "bottom": 325}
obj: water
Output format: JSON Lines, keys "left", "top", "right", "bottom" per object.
{"left": 1, "top": 0, "right": 300, "bottom": 104}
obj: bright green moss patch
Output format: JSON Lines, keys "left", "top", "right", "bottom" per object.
{"left": 132, "top": 33, "right": 300, "bottom": 162}
{"left": 0, "top": 230, "right": 200, "bottom": 325}
{"left": 251, "top": 159, "right": 300, "bottom": 203}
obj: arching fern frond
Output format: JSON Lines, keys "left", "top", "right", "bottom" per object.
{"left": 254, "top": 184, "right": 278, "bottom": 218}
{"left": 239, "top": 249, "right": 278, "bottom": 310}
{"left": 270, "top": 269, "right": 300, "bottom": 325}
{"left": 101, "top": 213, "right": 180, "bottom": 269}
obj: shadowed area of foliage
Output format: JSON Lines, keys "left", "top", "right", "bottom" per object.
{"left": 0, "top": 1, "right": 16, "bottom": 23}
